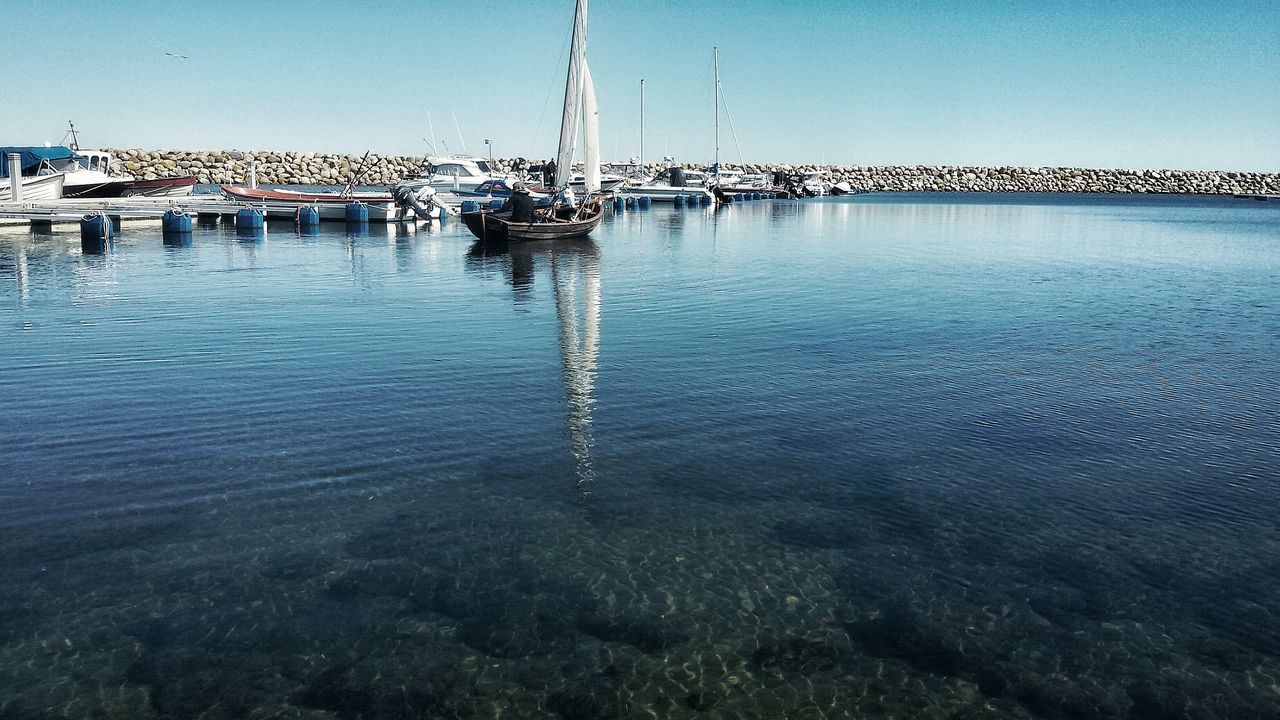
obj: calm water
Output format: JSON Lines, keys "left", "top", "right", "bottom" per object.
{"left": 1, "top": 193, "right": 1278, "bottom": 719}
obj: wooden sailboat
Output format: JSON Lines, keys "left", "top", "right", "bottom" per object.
{"left": 462, "top": 0, "right": 605, "bottom": 243}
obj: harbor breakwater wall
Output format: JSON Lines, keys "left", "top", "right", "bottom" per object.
{"left": 107, "top": 148, "right": 1280, "bottom": 195}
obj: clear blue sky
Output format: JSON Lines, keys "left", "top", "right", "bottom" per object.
{"left": 6, "top": 0, "right": 1278, "bottom": 171}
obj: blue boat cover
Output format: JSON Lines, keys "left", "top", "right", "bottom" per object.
{"left": 0, "top": 146, "right": 82, "bottom": 178}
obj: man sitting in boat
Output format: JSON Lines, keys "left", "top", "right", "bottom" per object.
{"left": 509, "top": 181, "right": 535, "bottom": 223}
{"left": 558, "top": 186, "right": 577, "bottom": 210}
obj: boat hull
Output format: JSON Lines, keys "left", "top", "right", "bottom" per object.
{"left": 462, "top": 199, "right": 605, "bottom": 242}
{"left": 123, "top": 176, "right": 198, "bottom": 197}
{"left": 62, "top": 179, "right": 129, "bottom": 198}
{"left": 220, "top": 185, "right": 409, "bottom": 221}
{"left": 0, "top": 173, "right": 65, "bottom": 202}
{"left": 622, "top": 185, "right": 714, "bottom": 203}
{"left": 220, "top": 185, "right": 393, "bottom": 204}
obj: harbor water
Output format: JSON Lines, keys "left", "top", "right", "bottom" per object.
{"left": 1, "top": 193, "right": 1278, "bottom": 719}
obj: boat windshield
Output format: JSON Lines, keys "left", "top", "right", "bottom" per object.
{"left": 474, "top": 160, "right": 495, "bottom": 173}
{"left": 434, "top": 162, "right": 484, "bottom": 178}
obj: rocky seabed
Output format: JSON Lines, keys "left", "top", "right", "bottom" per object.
{"left": 107, "top": 148, "right": 1280, "bottom": 195}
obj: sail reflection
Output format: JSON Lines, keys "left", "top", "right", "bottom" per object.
{"left": 550, "top": 242, "right": 601, "bottom": 513}
{"left": 466, "top": 238, "right": 602, "bottom": 512}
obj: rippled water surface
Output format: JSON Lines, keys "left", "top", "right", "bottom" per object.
{"left": 2, "top": 193, "right": 1278, "bottom": 719}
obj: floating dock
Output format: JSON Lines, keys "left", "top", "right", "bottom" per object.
{"left": 0, "top": 195, "right": 405, "bottom": 227}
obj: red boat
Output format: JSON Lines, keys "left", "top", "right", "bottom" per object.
{"left": 219, "top": 184, "right": 392, "bottom": 204}
{"left": 123, "top": 175, "right": 198, "bottom": 197}
{"left": 218, "top": 184, "right": 405, "bottom": 221}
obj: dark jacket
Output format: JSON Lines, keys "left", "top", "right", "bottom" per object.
{"left": 509, "top": 191, "right": 535, "bottom": 223}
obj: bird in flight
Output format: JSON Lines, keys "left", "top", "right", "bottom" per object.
{"left": 165, "top": 52, "right": 189, "bottom": 60}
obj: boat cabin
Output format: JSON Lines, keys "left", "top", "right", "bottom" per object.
{"left": 70, "top": 150, "right": 119, "bottom": 175}
{"left": 0, "top": 146, "right": 124, "bottom": 178}
{"left": 0, "top": 146, "right": 83, "bottom": 178}
{"left": 421, "top": 156, "right": 497, "bottom": 181}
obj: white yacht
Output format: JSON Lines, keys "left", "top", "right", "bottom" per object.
{"left": 58, "top": 148, "right": 133, "bottom": 198}
{"left": 404, "top": 155, "right": 519, "bottom": 193}
{"left": 1, "top": 144, "right": 130, "bottom": 199}
{"left": 622, "top": 166, "right": 714, "bottom": 203}
{"left": 801, "top": 170, "right": 832, "bottom": 197}
{"left": 568, "top": 171, "right": 626, "bottom": 193}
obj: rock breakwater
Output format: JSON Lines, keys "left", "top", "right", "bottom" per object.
{"left": 106, "top": 148, "right": 1279, "bottom": 195}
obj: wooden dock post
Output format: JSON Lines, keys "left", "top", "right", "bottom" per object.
{"left": 7, "top": 153, "right": 21, "bottom": 202}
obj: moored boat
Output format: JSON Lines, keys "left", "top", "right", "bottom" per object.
{"left": 403, "top": 155, "right": 521, "bottom": 194}
{"left": 219, "top": 185, "right": 406, "bottom": 221}
{"left": 123, "top": 175, "right": 198, "bottom": 197}
{"left": 0, "top": 172, "right": 65, "bottom": 202}
{"left": 58, "top": 147, "right": 131, "bottom": 198}
{"left": 3, "top": 127, "right": 135, "bottom": 198}
{"left": 220, "top": 184, "right": 392, "bottom": 204}
{"left": 462, "top": 197, "right": 605, "bottom": 242}
{"left": 623, "top": 167, "right": 715, "bottom": 203}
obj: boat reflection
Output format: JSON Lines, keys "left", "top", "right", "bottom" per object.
{"left": 0, "top": 243, "right": 31, "bottom": 305}
{"left": 466, "top": 238, "right": 601, "bottom": 513}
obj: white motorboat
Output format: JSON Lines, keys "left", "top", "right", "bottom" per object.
{"left": 569, "top": 171, "right": 625, "bottom": 193}
{"left": 801, "top": 170, "right": 832, "bottom": 196}
{"left": 57, "top": 147, "right": 134, "bottom": 198}
{"left": 0, "top": 172, "right": 65, "bottom": 202}
{"left": 19, "top": 125, "right": 137, "bottom": 198}
{"left": 622, "top": 166, "right": 714, "bottom": 203}
{"left": 1, "top": 147, "right": 131, "bottom": 199}
{"left": 403, "top": 155, "right": 520, "bottom": 193}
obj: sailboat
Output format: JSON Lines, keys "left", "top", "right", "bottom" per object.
{"left": 462, "top": 0, "right": 606, "bottom": 243}
{"left": 618, "top": 52, "right": 722, "bottom": 205}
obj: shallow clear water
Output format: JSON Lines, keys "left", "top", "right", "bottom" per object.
{"left": 1, "top": 193, "right": 1278, "bottom": 719}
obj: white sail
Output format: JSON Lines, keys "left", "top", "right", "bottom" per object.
{"left": 555, "top": 0, "right": 588, "bottom": 189}
{"left": 583, "top": 60, "right": 601, "bottom": 193}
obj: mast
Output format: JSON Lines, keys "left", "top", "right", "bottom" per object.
{"left": 555, "top": 0, "right": 589, "bottom": 189}
{"left": 639, "top": 78, "right": 645, "bottom": 174}
{"left": 714, "top": 47, "right": 720, "bottom": 176}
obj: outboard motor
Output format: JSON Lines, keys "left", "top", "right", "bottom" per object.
{"left": 392, "top": 182, "right": 438, "bottom": 221}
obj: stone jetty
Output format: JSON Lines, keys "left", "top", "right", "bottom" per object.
{"left": 106, "top": 148, "right": 1280, "bottom": 196}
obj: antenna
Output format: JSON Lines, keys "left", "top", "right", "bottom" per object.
{"left": 640, "top": 78, "right": 645, "bottom": 172}
{"left": 427, "top": 112, "right": 438, "bottom": 156}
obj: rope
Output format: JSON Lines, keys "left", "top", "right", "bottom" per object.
{"left": 719, "top": 82, "right": 746, "bottom": 168}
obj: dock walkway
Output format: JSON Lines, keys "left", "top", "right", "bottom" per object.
{"left": 0, "top": 195, "right": 405, "bottom": 227}
{"left": 0, "top": 196, "right": 256, "bottom": 227}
